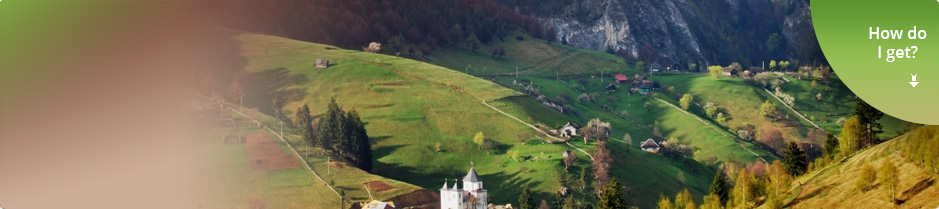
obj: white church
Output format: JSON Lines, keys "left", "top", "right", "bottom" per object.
{"left": 440, "top": 167, "right": 488, "bottom": 209}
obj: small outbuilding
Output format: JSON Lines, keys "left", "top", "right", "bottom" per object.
{"left": 640, "top": 138, "right": 660, "bottom": 153}
{"left": 315, "top": 59, "right": 330, "bottom": 69}
{"left": 605, "top": 84, "right": 618, "bottom": 91}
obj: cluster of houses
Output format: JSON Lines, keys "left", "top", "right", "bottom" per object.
{"left": 606, "top": 73, "right": 661, "bottom": 95}
{"left": 551, "top": 122, "right": 664, "bottom": 154}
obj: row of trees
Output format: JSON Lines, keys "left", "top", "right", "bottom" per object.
{"left": 295, "top": 98, "right": 373, "bottom": 172}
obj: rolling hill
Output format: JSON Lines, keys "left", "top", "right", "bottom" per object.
{"left": 790, "top": 126, "right": 939, "bottom": 208}
{"left": 229, "top": 33, "right": 716, "bottom": 208}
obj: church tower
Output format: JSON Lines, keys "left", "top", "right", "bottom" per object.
{"left": 441, "top": 166, "right": 488, "bottom": 209}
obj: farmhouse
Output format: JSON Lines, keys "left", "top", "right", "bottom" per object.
{"left": 640, "top": 138, "right": 660, "bottom": 153}
{"left": 558, "top": 122, "right": 580, "bottom": 138}
{"left": 440, "top": 167, "right": 488, "bottom": 209}
{"left": 315, "top": 59, "right": 330, "bottom": 69}
{"left": 614, "top": 74, "right": 629, "bottom": 84}
{"left": 649, "top": 63, "right": 662, "bottom": 73}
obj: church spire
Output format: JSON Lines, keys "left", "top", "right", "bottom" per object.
{"left": 441, "top": 179, "right": 449, "bottom": 189}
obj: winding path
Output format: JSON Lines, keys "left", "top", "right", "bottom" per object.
{"left": 480, "top": 100, "right": 594, "bottom": 160}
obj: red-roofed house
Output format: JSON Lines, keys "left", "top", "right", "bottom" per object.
{"left": 614, "top": 74, "right": 629, "bottom": 84}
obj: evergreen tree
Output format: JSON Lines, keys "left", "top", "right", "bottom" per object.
{"left": 708, "top": 172, "right": 729, "bottom": 205}
{"left": 784, "top": 141, "right": 807, "bottom": 176}
{"left": 597, "top": 178, "right": 626, "bottom": 209}
{"left": 854, "top": 100, "right": 884, "bottom": 146}
{"left": 347, "top": 110, "right": 372, "bottom": 172}
{"left": 519, "top": 186, "right": 535, "bottom": 209}
{"left": 296, "top": 104, "right": 315, "bottom": 146}
{"left": 823, "top": 132, "right": 839, "bottom": 159}
{"left": 317, "top": 97, "right": 344, "bottom": 153}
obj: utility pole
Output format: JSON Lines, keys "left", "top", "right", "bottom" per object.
{"left": 327, "top": 156, "right": 330, "bottom": 175}
{"left": 515, "top": 66, "right": 518, "bottom": 79}
{"left": 280, "top": 120, "right": 283, "bottom": 138}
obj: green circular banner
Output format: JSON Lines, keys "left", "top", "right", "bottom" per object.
{"left": 813, "top": 0, "right": 939, "bottom": 125}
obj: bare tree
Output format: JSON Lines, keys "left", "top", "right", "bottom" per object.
{"left": 564, "top": 151, "right": 578, "bottom": 171}
{"left": 623, "top": 133, "right": 633, "bottom": 153}
{"left": 592, "top": 140, "right": 612, "bottom": 193}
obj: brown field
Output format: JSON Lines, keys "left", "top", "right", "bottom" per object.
{"left": 364, "top": 181, "right": 394, "bottom": 193}
{"left": 244, "top": 132, "right": 299, "bottom": 170}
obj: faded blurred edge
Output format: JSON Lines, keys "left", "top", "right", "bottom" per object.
{"left": 0, "top": 1, "right": 246, "bottom": 208}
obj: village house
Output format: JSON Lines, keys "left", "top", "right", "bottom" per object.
{"left": 558, "top": 122, "right": 580, "bottom": 138}
{"left": 315, "top": 59, "right": 330, "bottom": 69}
{"left": 640, "top": 138, "right": 660, "bottom": 153}
{"left": 441, "top": 167, "right": 488, "bottom": 209}
{"left": 614, "top": 74, "right": 629, "bottom": 84}
{"left": 649, "top": 63, "right": 662, "bottom": 73}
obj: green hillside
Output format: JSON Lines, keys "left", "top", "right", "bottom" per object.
{"left": 422, "top": 34, "right": 779, "bottom": 165}
{"left": 426, "top": 33, "right": 632, "bottom": 78}
{"left": 230, "top": 33, "right": 715, "bottom": 208}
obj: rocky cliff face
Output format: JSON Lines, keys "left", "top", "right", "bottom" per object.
{"left": 501, "top": 0, "right": 823, "bottom": 68}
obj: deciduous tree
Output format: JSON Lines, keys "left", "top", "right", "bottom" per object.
{"left": 680, "top": 94, "right": 694, "bottom": 110}
{"left": 879, "top": 159, "right": 899, "bottom": 203}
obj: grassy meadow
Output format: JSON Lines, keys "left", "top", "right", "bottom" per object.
{"left": 229, "top": 33, "right": 721, "bottom": 208}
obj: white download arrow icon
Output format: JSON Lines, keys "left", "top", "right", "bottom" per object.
{"left": 910, "top": 74, "right": 919, "bottom": 87}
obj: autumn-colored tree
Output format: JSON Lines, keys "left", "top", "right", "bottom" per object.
{"left": 731, "top": 169, "right": 756, "bottom": 208}
{"left": 765, "top": 161, "right": 791, "bottom": 209}
{"left": 674, "top": 189, "right": 694, "bottom": 209}
{"left": 700, "top": 194, "right": 722, "bottom": 209}
{"left": 680, "top": 94, "right": 694, "bottom": 110}
{"left": 840, "top": 116, "right": 863, "bottom": 157}
{"left": 879, "top": 159, "right": 899, "bottom": 203}
{"left": 856, "top": 164, "right": 876, "bottom": 191}
{"left": 593, "top": 140, "right": 613, "bottom": 193}
{"left": 657, "top": 194, "right": 674, "bottom": 209}
{"left": 759, "top": 100, "right": 777, "bottom": 119}
{"left": 708, "top": 65, "right": 724, "bottom": 79}
{"left": 474, "top": 132, "right": 486, "bottom": 148}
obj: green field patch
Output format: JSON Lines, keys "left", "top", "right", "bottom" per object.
{"left": 267, "top": 169, "right": 315, "bottom": 187}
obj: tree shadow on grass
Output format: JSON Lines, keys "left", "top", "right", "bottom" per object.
{"left": 241, "top": 67, "right": 309, "bottom": 116}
